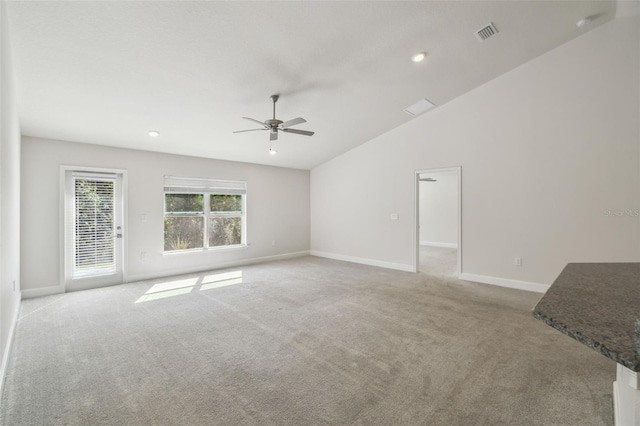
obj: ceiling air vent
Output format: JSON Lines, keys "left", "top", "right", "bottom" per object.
{"left": 404, "top": 99, "right": 435, "bottom": 117}
{"left": 475, "top": 22, "right": 498, "bottom": 41}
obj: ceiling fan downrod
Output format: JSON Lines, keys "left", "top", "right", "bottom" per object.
{"left": 271, "top": 94, "right": 279, "bottom": 120}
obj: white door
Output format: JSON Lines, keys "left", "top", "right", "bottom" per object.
{"left": 64, "top": 170, "right": 125, "bottom": 292}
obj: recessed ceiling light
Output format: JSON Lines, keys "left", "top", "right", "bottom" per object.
{"left": 269, "top": 149, "right": 277, "bottom": 155}
{"left": 412, "top": 52, "right": 426, "bottom": 63}
{"left": 576, "top": 17, "right": 592, "bottom": 27}
{"left": 148, "top": 130, "right": 160, "bottom": 137}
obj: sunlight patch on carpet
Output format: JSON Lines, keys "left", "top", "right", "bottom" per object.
{"left": 135, "top": 271, "right": 243, "bottom": 303}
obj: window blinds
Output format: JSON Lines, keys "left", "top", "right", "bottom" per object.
{"left": 73, "top": 175, "right": 116, "bottom": 278}
{"left": 163, "top": 176, "right": 246, "bottom": 195}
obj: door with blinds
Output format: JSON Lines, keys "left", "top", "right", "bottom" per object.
{"left": 64, "top": 170, "right": 125, "bottom": 292}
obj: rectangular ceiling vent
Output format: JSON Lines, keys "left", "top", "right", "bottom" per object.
{"left": 404, "top": 99, "right": 436, "bottom": 117}
{"left": 475, "top": 22, "right": 498, "bottom": 42}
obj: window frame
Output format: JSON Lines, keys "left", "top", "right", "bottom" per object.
{"left": 207, "top": 194, "right": 245, "bottom": 248}
{"left": 163, "top": 193, "right": 206, "bottom": 251}
{"left": 162, "top": 177, "right": 247, "bottom": 253}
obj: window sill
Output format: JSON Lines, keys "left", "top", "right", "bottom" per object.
{"left": 162, "top": 244, "right": 248, "bottom": 256}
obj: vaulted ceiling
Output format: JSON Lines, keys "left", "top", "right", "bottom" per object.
{"left": 7, "top": 1, "right": 616, "bottom": 170}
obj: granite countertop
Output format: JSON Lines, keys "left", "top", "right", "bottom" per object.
{"left": 533, "top": 263, "right": 640, "bottom": 372}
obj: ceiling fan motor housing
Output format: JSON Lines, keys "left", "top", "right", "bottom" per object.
{"left": 266, "top": 119, "right": 283, "bottom": 131}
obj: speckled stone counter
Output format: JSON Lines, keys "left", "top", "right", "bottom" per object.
{"left": 533, "top": 263, "right": 640, "bottom": 372}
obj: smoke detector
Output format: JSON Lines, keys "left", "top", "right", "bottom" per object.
{"left": 475, "top": 22, "right": 498, "bottom": 41}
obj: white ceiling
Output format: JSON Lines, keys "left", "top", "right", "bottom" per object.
{"left": 7, "top": 1, "right": 616, "bottom": 170}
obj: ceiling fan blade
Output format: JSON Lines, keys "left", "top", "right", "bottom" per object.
{"left": 270, "top": 131, "right": 278, "bottom": 141}
{"left": 242, "top": 117, "right": 268, "bottom": 128}
{"left": 280, "top": 117, "right": 306, "bottom": 128}
{"left": 232, "top": 128, "right": 267, "bottom": 133}
{"left": 281, "top": 128, "right": 315, "bottom": 136}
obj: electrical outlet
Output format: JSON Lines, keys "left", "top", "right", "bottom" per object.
{"left": 141, "top": 214, "right": 148, "bottom": 222}
{"left": 272, "top": 240, "right": 276, "bottom": 246}
{"left": 515, "top": 257, "right": 522, "bottom": 267}
{"left": 390, "top": 213, "right": 399, "bottom": 220}
{"left": 141, "top": 251, "right": 147, "bottom": 261}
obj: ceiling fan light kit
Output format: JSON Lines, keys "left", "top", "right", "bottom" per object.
{"left": 233, "top": 94, "right": 315, "bottom": 153}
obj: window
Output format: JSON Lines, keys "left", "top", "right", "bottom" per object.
{"left": 73, "top": 175, "right": 116, "bottom": 277}
{"left": 164, "top": 194, "right": 204, "bottom": 251}
{"left": 163, "top": 176, "right": 246, "bottom": 252}
{"left": 209, "top": 194, "right": 243, "bottom": 247}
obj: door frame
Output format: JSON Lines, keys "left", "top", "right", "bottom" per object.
{"left": 414, "top": 166, "right": 462, "bottom": 277}
{"left": 59, "top": 165, "right": 128, "bottom": 292}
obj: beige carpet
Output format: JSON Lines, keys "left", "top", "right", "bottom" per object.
{"left": 1, "top": 256, "right": 614, "bottom": 425}
{"left": 419, "top": 245, "right": 457, "bottom": 277}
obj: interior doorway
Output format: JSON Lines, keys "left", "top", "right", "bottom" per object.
{"left": 415, "top": 167, "right": 461, "bottom": 278}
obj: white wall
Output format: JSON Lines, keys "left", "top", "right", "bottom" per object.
{"left": 419, "top": 172, "right": 458, "bottom": 247}
{"left": 0, "top": 1, "right": 22, "bottom": 393}
{"left": 21, "top": 137, "right": 310, "bottom": 294}
{"left": 311, "top": 16, "right": 640, "bottom": 286}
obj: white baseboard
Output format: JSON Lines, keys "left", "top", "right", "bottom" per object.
{"left": 21, "top": 285, "right": 64, "bottom": 299}
{"left": 126, "top": 250, "right": 311, "bottom": 283}
{"left": 420, "top": 241, "right": 458, "bottom": 249}
{"left": 0, "top": 294, "right": 21, "bottom": 399}
{"left": 459, "top": 272, "right": 549, "bottom": 293}
{"left": 310, "top": 250, "right": 415, "bottom": 272}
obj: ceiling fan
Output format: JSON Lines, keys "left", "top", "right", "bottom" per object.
{"left": 233, "top": 95, "right": 315, "bottom": 147}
